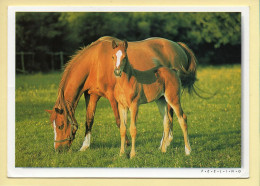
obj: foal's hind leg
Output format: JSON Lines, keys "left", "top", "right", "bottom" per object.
{"left": 80, "top": 93, "right": 100, "bottom": 151}
{"left": 165, "top": 94, "right": 191, "bottom": 155}
{"left": 156, "top": 98, "right": 173, "bottom": 152}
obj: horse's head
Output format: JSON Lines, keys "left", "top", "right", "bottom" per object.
{"left": 46, "top": 108, "right": 77, "bottom": 152}
{"left": 112, "top": 40, "right": 128, "bottom": 77}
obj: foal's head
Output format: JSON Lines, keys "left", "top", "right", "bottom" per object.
{"left": 46, "top": 108, "right": 76, "bottom": 152}
{"left": 111, "top": 40, "right": 128, "bottom": 77}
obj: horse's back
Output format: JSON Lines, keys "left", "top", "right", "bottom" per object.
{"left": 127, "top": 38, "right": 189, "bottom": 70}
{"left": 92, "top": 36, "right": 188, "bottom": 71}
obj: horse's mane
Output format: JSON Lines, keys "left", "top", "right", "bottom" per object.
{"left": 55, "top": 36, "right": 117, "bottom": 123}
{"left": 58, "top": 36, "right": 117, "bottom": 93}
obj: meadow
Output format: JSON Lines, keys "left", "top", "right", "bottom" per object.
{"left": 15, "top": 65, "right": 241, "bottom": 168}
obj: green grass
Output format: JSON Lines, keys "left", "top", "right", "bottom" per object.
{"left": 15, "top": 65, "right": 241, "bottom": 168}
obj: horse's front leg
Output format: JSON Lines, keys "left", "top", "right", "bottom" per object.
{"left": 129, "top": 103, "right": 138, "bottom": 158}
{"left": 80, "top": 93, "right": 100, "bottom": 151}
{"left": 118, "top": 104, "right": 127, "bottom": 156}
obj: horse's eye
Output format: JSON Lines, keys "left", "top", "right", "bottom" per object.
{"left": 58, "top": 124, "right": 64, "bottom": 130}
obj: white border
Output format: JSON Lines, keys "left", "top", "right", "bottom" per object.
{"left": 8, "top": 6, "right": 249, "bottom": 178}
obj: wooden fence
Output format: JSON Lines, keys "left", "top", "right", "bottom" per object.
{"left": 16, "top": 52, "right": 35, "bottom": 74}
{"left": 16, "top": 51, "right": 67, "bottom": 73}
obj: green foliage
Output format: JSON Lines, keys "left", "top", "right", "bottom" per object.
{"left": 16, "top": 12, "right": 67, "bottom": 52}
{"left": 15, "top": 65, "right": 241, "bottom": 168}
{"left": 16, "top": 12, "right": 241, "bottom": 72}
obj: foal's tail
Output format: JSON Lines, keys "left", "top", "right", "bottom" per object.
{"left": 177, "top": 42, "right": 197, "bottom": 94}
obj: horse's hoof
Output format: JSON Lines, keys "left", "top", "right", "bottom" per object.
{"left": 79, "top": 146, "right": 89, "bottom": 152}
{"left": 185, "top": 146, "right": 191, "bottom": 155}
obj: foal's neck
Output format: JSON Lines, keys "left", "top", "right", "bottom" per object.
{"left": 121, "top": 59, "right": 159, "bottom": 85}
{"left": 122, "top": 59, "right": 135, "bottom": 80}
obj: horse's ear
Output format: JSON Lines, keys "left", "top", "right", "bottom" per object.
{"left": 112, "top": 40, "right": 118, "bottom": 49}
{"left": 55, "top": 108, "right": 63, "bottom": 114}
{"left": 123, "top": 40, "right": 128, "bottom": 49}
{"left": 45, "top": 110, "right": 53, "bottom": 115}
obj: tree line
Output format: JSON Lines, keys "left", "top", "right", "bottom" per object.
{"left": 16, "top": 12, "right": 241, "bottom": 72}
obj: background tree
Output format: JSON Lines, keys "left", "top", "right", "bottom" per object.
{"left": 16, "top": 12, "right": 241, "bottom": 72}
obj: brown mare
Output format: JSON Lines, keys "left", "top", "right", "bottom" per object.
{"left": 46, "top": 36, "right": 197, "bottom": 152}
{"left": 112, "top": 40, "right": 191, "bottom": 158}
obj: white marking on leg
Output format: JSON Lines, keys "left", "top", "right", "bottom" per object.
{"left": 53, "top": 120, "right": 57, "bottom": 148}
{"left": 168, "top": 129, "right": 173, "bottom": 145}
{"left": 159, "top": 132, "right": 164, "bottom": 149}
{"left": 80, "top": 133, "right": 91, "bottom": 151}
{"left": 116, "top": 50, "right": 122, "bottom": 68}
{"left": 185, "top": 138, "right": 191, "bottom": 155}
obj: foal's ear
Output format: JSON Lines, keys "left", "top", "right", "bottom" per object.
{"left": 123, "top": 40, "right": 128, "bottom": 49}
{"left": 45, "top": 110, "right": 53, "bottom": 115}
{"left": 112, "top": 40, "right": 118, "bottom": 49}
{"left": 55, "top": 108, "right": 64, "bottom": 114}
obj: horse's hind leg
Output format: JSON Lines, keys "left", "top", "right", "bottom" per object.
{"left": 165, "top": 93, "right": 191, "bottom": 155}
{"left": 80, "top": 93, "right": 100, "bottom": 151}
{"left": 156, "top": 98, "right": 173, "bottom": 152}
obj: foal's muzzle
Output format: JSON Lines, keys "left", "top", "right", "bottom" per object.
{"left": 114, "top": 69, "right": 122, "bottom": 77}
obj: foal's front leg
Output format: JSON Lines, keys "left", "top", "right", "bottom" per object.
{"left": 129, "top": 103, "right": 138, "bottom": 158}
{"left": 118, "top": 104, "right": 128, "bottom": 156}
{"left": 107, "top": 94, "right": 130, "bottom": 146}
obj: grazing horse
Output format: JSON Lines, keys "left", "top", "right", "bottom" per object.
{"left": 112, "top": 40, "right": 191, "bottom": 158}
{"left": 46, "top": 36, "right": 197, "bottom": 152}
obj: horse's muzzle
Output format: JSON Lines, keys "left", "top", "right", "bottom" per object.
{"left": 114, "top": 69, "right": 122, "bottom": 77}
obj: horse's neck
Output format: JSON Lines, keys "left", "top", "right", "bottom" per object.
{"left": 63, "top": 78, "right": 84, "bottom": 111}
{"left": 59, "top": 64, "right": 90, "bottom": 111}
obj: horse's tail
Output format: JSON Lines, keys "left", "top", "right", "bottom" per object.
{"left": 177, "top": 42, "right": 217, "bottom": 99}
{"left": 177, "top": 42, "right": 197, "bottom": 94}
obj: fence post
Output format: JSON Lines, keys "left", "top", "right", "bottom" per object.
{"left": 60, "top": 51, "right": 64, "bottom": 70}
{"left": 51, "top": 52, "right": 54, "bottom": 71}
{"left": 21, "top": 51, "right": 25, "bottom": 73}
{"left": 32, "top": 53, "right": 35, "bottom": 66}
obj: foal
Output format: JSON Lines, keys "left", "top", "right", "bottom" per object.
{"left": 112, "top": 40, "right": 191, "bottom": 158}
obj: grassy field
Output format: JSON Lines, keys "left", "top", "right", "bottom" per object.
{"left": 15, "top": 65, "right": 241, "bottom": 168}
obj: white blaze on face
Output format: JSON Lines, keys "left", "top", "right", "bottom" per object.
{"left": 53, "top": 120, "right": 57, "bottom": 147}
{"left": 115, "top": 50, "right": 123, "bottom": 68}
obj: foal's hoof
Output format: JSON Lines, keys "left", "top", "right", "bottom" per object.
{"left": 185, "top": 146, "right": 191, "bottom": 155}
{"left": 159, "top": 142, "right": 167, "bottom": 153}
{"left": 130, "top": 151, "right": 136, "bottom": 159}
{"left": 119, "top": 150, "right": 125, "bottom": 157}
